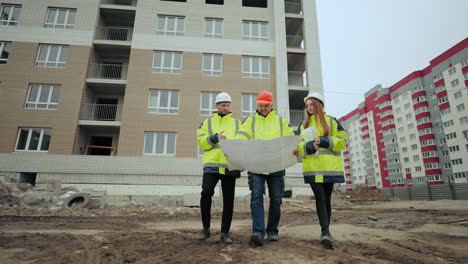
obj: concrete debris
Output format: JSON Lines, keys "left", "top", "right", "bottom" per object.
{"left": 0, "top": 180, "right": 107, "bottom": 210}
{"left": 368, "top": 215, "right": 378, "bottom": 221}
{"left": 0, "top": 182, "right": 13, "bottom": 205}
{"left": 82, "top": 189, "right": 107, "bottom": 209}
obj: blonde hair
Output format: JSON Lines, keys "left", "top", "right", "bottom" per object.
{"left": 304, "top": 98, "right": 329, "bottom": 136}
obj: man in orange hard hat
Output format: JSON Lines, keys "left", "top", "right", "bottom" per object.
{"left": 236, "top": 90, "right": 294, "bottom": 246}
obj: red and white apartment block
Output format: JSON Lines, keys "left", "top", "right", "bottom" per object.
{"left": 338, "top": 38, "right": 468, "bottom": 192}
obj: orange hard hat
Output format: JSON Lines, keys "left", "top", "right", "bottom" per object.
{"left": 256, "top": 90, "right": 273, "bottom": 104}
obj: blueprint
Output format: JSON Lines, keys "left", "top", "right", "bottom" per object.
{"left": 300, "top": 127, "right": 318, "bottom": 156}
{"left": 220, "top": 135, "right": 301, "bottom": 173}
{"left": 300, "top": 127, "right": 316, "bottom": 142}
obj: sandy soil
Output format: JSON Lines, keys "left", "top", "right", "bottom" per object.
{"left": 1, "top": 199, "right": 468, "bottom": 264}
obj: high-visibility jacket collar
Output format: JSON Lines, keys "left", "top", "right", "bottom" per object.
{"left": 213, "top": 112, "right": 232, "bottom": 118}
{"left": 255, "top": 109, "right": 277, "bottom": 118}
{"left": 308, "top": 112, "right": 327, "bottom": 118}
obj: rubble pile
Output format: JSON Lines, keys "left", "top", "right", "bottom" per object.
{"left": 0, "top": 179, "right": 106, "bottom": 209}
{"left": 348, "top": 186, "right": 390, "bottom": 202}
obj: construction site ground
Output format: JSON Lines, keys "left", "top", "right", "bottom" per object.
{"left": 1, "top": 199, "right": 468, "bottom": 264}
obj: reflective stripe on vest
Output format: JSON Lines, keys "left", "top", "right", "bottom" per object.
{"left": 208, "top": 118, "right": 213, "bottom": 136}
{"left": 303, "top": 171, "right": 344, "bottom": 176}
{"left": 328, "top": 136, "right": 335, "bottom": 150}
{"left": 303, "top": 150, "right": 341, "bottom": 158}
{"left": 317, "top": 150, "right": 341, "bottom": 156}
{"left": 279, "top": 116, "right": 283, "bottom": 137}
{"left": 251, "top": 115, "right": 256, "bottom": 140}
{"left": 203, "top": 162, "right": 228, "bottom": 168}
{"left": 205, "top": 118, "right": 238, "bottom": 151}
{"left": 237, "top": 131, "right": 249, "bottom": 139}
{"left": 337, "top": 135, "right": 347, "bottom": 143}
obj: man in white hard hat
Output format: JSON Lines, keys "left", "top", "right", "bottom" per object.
{"left": 196, "top": 92, "right": 241, "bottom": 244}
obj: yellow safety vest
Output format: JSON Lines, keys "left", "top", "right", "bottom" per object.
{"left": 236, "top": 110, "right": 294, "bottom": 141}
{"left": 298, "top": 114, "right": 348, "bottom": 183}
{"left": 236, "top": 110, "right": 294, "bottom": 174}
{"left": 196, "top": 112, "right": 240, "bottom": 175}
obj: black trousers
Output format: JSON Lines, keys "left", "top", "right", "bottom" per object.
{"left": 310, "top": 182, "right": 334, "bottom": 234}
{"left": 200, "top": 173, "right": 236, "bottom": 233}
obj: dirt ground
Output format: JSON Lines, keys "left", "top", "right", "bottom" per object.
{"left": 1, "top": 199, "right": 468, "bottom": 264}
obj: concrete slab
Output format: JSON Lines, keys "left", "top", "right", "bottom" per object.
{"left": 183, "top": 193, "right": 199, "bottom": 207}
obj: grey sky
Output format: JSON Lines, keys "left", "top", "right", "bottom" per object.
{"left": 315, "top": 0, "right": 468, "bottom": 118}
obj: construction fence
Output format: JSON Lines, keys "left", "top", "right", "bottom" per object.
{"left": 377, "top": 183, "right": 468, "bottom": 200}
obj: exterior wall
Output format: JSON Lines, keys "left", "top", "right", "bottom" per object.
{"left": 0, "top": 0, "right": 324, "bottom": 196}
{"left": 366, "top": 111, "right": 381, "bottom": 188}
{"left": 340, "top": 38, "right": 468, "bottom": 189}
{"left": 302, "top": 0, "right": 323, "bottom": 93}
{"left": 441, "top": 60, "right": 468, "bottom": 183}
{"left": 349, "top": 116, "right": 365, "bottom": 185}
{"left": 0, "top": 42, "right": 91, "bottom": 154}
{"left": 339, "top": 108, "right": 359, "bottom": 191}
{"left": 119, "top": 50, "right": 276, "bottom": 157}
{"left": 0, "top": 0, "right": 323, "bottom": 158}
{"left": 0, "top": 0, "right": 98, "bottom": 154}
{"left": 273, "top": 0, "right": 289, "bottom": 116}
{"left": 135, "top": 0, "right": 275, "bottom": 40}
{"left": 394, "top": 90, "right": 425, "bottom": 184}
{"left": 365, "top": 86, "right": 391, "bottom": 188}
{"left": 0, "top": 0, "right": 97, "bottom": 45}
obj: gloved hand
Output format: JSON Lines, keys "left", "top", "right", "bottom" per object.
{"left": 209, "top": 134, "right": 219, "bottom": 144}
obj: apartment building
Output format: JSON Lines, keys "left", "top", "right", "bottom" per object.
{"left": 0, "top": 0, "right": 322, "bottom": 195}
{"left": 339, "top": 38, "right": 468, "bottom": 191}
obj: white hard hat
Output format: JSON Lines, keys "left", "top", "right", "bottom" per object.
{"left": 215, "top": 92, "right": 232, "bottom": 103}
{"left": 304, "top": 92, "right": 325, "bottom": 105}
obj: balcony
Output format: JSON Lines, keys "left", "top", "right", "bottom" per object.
{"left": 285, "top": 1, "right": 302, "bottom": 15}
{"left": 81, "top": 104, "right": 121, "bottom": 121}
{"left": 95, "top": 4, "right": 136, "bottom": 51}
{"left": 288, "top": 71, "right": 308, "bottom": 89}
{"left": 286, "top": 35, "right": 304, "bottom": 49}
{"left": 86, "top": 63, "right": 128, "bottom": 86}
{"left": 287, "top": 52, "right": 307, "bottom": 89}
{"left": 286, "top": 17, "right": 304, "bottom": 52}
{"left": 101, "top": 0, "right": 137, "bottom": 6}
{"left": 94, "top": 27, "right": 133, "bottom": 45}
{"left": 289, "top": 110, "right": 304, "bottom": 126}
{"left": 79, "top": 103, "right": 122, "bottom": 126}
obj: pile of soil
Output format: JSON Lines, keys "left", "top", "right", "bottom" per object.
{"left": 349, "top": 186, "right": 390, "bottom": 201}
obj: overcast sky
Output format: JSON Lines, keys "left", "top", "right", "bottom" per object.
{"left": 315, "top": 0, "right": 468, "bottom": 118}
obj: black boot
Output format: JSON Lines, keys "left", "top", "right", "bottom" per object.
{"left": 220, "top": 233, "right": 233, "bottom": 244}
{"left": 250, "top": 233, "right": 263, "bottom": 246}
{"left": 320, "top": 231, "right": 334, "bottom": 249}
{"left": 198, "top": 229, "right": 210, "bottom": 241}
